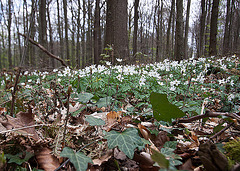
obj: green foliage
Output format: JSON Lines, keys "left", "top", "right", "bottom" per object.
{"left": 224, "top": 138, "right": 240, "bottom": 162}
{"left": 151, "top": 149, "right": 169, "bottom": 169}
{"left": 150, "top": 92, "right": 185, "bottom": 122}
{"left": 5, "top": 152, "right": 33, "bottom": 165}
{"left": 95, "top": 96, "right": 113, "bottom": 108}
{"left": 104, "top": 128, "right": 144, "bottom": 159}
{"left": 85, "top": 115, "right": 105, "bottom": 126}
{"left": 71, "top": 92, "right": 94, "bottom": 103}
{"left": 60, "top": 147, "right": 93, "bottom": 171}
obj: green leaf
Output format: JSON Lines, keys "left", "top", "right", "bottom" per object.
{"left": 5, "top": 152, "right": 33, "bottom": 165}
{"left": 151, "top": 149, "right": 169, "bottom": 169}
{"left": 104, "top": 128, "right": 142, "bottom": 159}
{"left": 96, "top": 96, "right": 112, "bottom": 108}
{"left": 60, "top": 147, "right": 93, "bottom": 171}
{"left": 73, "top": 92, "right": 94, "bottom": 103}
{"left": 150, "top": 92, "right": 185, "bottom": 122}
{"left": 85, "top": 115, "right": 105, "bottom": 126}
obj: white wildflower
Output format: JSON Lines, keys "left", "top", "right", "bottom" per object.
{"left": 139, "top": 76, "right": 146, "bottom": 86}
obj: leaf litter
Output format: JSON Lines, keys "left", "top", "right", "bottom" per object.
{"left": 0, "top": 55, "right": 240, "bottom": 170}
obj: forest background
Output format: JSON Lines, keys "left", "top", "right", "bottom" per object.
{"left": 0, "top": 0, "right": 239, "bottom": 70}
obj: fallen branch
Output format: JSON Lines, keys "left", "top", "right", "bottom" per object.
{"left": 172, "top": 110, "right": 240, "bottom": 125}
{"left": 18, "top": 33, "right": 68, "bottom": 67}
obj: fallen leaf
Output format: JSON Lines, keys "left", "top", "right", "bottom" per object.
{"left": 0, "top": 110, "right": 38, "bottom": 140}
{"left": 138, "top": 124, "right": 151, "bottom": 140}
{"left": 92, "top": 149, "right": 112, "bottom": 166}
{"left": 36, "top": 147, "right": 60, "bottom": 171}
{"left": 107, "top": 111, "right": 122, "bottom": 124}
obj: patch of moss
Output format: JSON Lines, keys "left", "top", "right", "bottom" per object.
{"left": 224, "top": 137, "right": 240, "bottom": 162}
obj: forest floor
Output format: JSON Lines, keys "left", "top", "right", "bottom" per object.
{"left": 0, "top": 55, "right": 240, "bottom": 171}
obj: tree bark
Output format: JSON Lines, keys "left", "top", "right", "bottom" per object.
{"left": 198, "top": 0, "right": 207, "bottom": 57}
{"left": 8, "top": 0, "right": 12, "bottom": 68}
{"left": 133, "top": 0, "right": 140, "bottom": 58}
{"left": 184, "top": 0, "right": 191, "bottom": 59}
{"left": 38, "top": 0, "right": 47, "bottom": 68}
{"left": 174, "top": 0, "right": 184, "bottom": 61}
{"left": 166, "top": 0, "right": 175, "bottom": 59}
{"left": 105, "top": 0, "right": 129, "bottom": 64}
{"left": 63, "top": 0, "right": 70, "bottom": 65}
{"left": 94, "top": 0, "right": 102, "bottom": 65}
{"left": 209, "top": 0, "right": 220, "bottom": 56}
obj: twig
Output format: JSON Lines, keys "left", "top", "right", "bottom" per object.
{"left": 0, "top": 124, "right": 50, "bottom": 134}
{"left": 18, "top": 33, "right": 68, "bottom": 67}
{"left": 210, "top": 122, "right": 234, "bottom": 140}
{"left": 10, "top": 68, "right": 21, "bottom": 116}
{"left": 62, "top": 86, "right": 72, "bottom": 147}
{"left": 54, "top": 138, "right": 102, "bottom": 171}
{"left": 172, "top": 110, "right": 240, "bottom": 125}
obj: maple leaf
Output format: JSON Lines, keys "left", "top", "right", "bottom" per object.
{"left": 104, "top": 128, "right": 143, "bottom": 159}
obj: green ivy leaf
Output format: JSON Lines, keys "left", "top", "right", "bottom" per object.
{"left": 5, "top": 152, "right": 33, "bottom": 165}
{"left": 151, "top": 149, "right": 169, "bottom": 169}
{"left": 150, "top": 92, "right": 185, "bottom": 122}
{"left": 72, "top": 92, "right": 94, "bottom": 103}
{"left": 60, "top": 147, "right": 93, "bottom": 171}
{"left": 85, "top": 115, "right": 105, "bottom": 126}
{"left": 104, "top": 128, "right": 142, "bottom": 159}
{"left": 96, "top": 96, "right": 112, "bottom": 108}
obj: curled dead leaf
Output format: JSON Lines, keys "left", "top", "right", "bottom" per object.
{"left": 36, "top": 147, "right": 60, "bottom": 171}
{"left": 138, "top": 124, "right": 151, "bottom": 140}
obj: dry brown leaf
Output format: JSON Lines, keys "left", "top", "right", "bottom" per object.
{"left": 36, "top": 147, "right": 60, "bottom": 171}
{"left": 0, "top": 110, "right": 39, "bottom": 140}
{"left": 107, "top": 111, "right": 122, "bottom": 124}
{"left": 0, "top": 107, "right": 7, "bottom": 115}
{"left": 138, "top": 124, "right": 151, "bottom": 140}
{"left": 92, "top": 149, "right": 113, "bottom": 166}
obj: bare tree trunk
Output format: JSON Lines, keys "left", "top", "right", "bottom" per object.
{"left": 76, "top": 0, "right": 81, "bottom": 68}
{"left": 82, "top": 0, "right": 86, "bottom": 68}
{"left": 47, "top": 1, "right": 54, "bottom": 68}
{"left": 63, "top": 0, "right": 70, "bottom": 65}
{"left": 209, "top": 0, "right": 220, "bottom": 56}
{"left": 133, "top": 0, "right": 139, "bottom": 58}
{"left": 86, "top": 0, "right": 93, "bottom": 65}
{"left": 56, "top": 0, "right": 64, "bottom": 60}
{"left": 38, "top": 0, "right": 47, "bottom": 68}
{"left": 184, "top": 0, "right": 191, "bottom": 59}
{"left": 166, "top": 0, "right": 175, "bottom": 59}
{"left": 94, "top": 0, "right": 101, "bottom": 65}
{"left": 8, "top": 0, "right": 12, "bottom": 68}
{"left": 105, "top": 0, "right": 129, "bottom": 64}
{"left": 198, "top": 0, "right": 206, "bottom": 57}
{"left": 174, "top": 0, "right": 184, "bottom": 61}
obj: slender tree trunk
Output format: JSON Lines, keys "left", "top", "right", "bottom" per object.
{"left": 198, "top": 0, "right": 206, "bottom": 57}
{"left": 76, "top": 0, "right": 81, "bottom": 68}
{"left": 47, "top": 1, "right": 54, "bottom": 68}
{"left": 63, "top": 0, "right": 70, "bottom": 65}
{"left": 38, "top": 0, "right": 47, "bottom": 68}
{"left": 184, "top": 0, "right": 191, "bottom": 59}
{"left": 133, "top": 0, "right": 139, "bottom": 58}
{"left": 82, "top": 0, "right": 86, "bottom": 68}
{"left": 166, "top": 0, "right": 175, "bottom": 59}
{"left": 223, "top": 0, "right": 232, "bottom": 55}
{"left": 8, "top": 0, "right": 12, "bottom": 68}
{"left": 174, "top": 0, "right": 184, "bottom": 61}
{"left": 56, "top": 0, "right": 63, "bottom": 60}
{"left": 94, "top": 0, "right": 101, "bottom": 64}
{"left": 86, "top": 0, "right": 92, "bottom": 65}
{"left": 209, "top": 0, "right": 220, "bottom": 56}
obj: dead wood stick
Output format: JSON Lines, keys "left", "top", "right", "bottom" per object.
{"left": 18, "top": 33, "right": 68, "bottom": 67}
{"left": 172, "top": 110, "right": 240, "bottom": 125}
